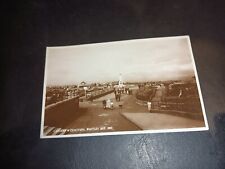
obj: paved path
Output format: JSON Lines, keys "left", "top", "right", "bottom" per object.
{"left": 122, "top": 112, "right": 205, "bottom": 130}
{"left": 65, "top": 92, "right": 142, "bottom": 134}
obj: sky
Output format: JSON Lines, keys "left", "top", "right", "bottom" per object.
{"left": 45, "top": 36, "right": 196, "bottom": 86}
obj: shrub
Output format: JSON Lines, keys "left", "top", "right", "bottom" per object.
{"left": 136, "top": 87, "right": 155, "bottom": 101}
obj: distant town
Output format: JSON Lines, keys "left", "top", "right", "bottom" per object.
{"left": 45, "top": 76, "right": 201, "bottom": 114}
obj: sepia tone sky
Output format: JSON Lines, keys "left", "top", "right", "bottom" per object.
{"left": 46, "top": 36, "right": 196, "bottom": 86}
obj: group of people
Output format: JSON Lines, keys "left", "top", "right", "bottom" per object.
{"left": 102, "top": 88, "right": 123, "bottom": 110}
{"left": 102, "top": 87, "right": 132, "bottom": 109}
{"left": 102, "top": 99, "right": 114, "bottom": 109}
{"left": 114, "top": 89, "right": 122, "bottom": 101}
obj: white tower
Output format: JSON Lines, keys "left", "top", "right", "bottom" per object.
{"left": 119, "top": 73, "right": 123, "bottom": 86}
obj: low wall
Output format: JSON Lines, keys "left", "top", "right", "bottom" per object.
{"left": 80, "top": 89, "right": 114, "bottom": 101}
{"left": 135, "top": 98, "right": 204, "bottom": 120}
{"left": 88, "top": 89, "right": 114, "bottom": 100}
{"left": 44, "top": 96, "right": 79, "bottom": 128}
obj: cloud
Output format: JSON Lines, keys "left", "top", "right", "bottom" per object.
{"left": 46, "top": 36, "right": 195, "bottom": 85}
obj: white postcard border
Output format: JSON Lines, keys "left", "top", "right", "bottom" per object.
{"left": 40, "top": 35, "right": 209, "bottom": 139}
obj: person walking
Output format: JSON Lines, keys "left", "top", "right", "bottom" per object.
{"left": 118, "top": 90, "right": 121, "bottom": 101}
{"left": 102, "top": 100, "right": 106, "bottom": 109}
{"left": 114, "top": 89, "right": 117, "bottom": 99}
{"left": 147, "top": 101, "right": 152, "bottom": 112}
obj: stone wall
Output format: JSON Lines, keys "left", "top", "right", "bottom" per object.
{"left": 44, "top": 96, "right": 79, "bottom": 128}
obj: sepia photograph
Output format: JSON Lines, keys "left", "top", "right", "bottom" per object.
{"left": 40, "top": 36, "right": 208, "bottom": 138}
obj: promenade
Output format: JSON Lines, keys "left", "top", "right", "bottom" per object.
{"left": 43, "top": 86, "right": 205, "bottom": 136}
